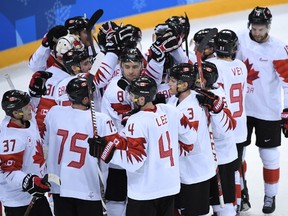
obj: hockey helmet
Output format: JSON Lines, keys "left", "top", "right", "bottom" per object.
{"left": 193, "top": 28, "right": 216, "bottom": 48}
{"left": 120, "top": 47, "right": 144, "bottom": 64}
{"left": 248, "top": 6, "right": 272, "bottom": 27}
{"left": 127, "top": 76, "right": 157, "bottom": 103}
{"left": 1, "top": 90, "right": 30, "bottom": 116}
{"left": 194, "top": 61, "right": 218, "bottom": 88}
{"left": 65, "top": 16, "right": 89, "bottom": 34}
{"left": 55, "top": 34, "right": 85, "bottom": 59}
{"left": 66, "top": 77, "right": 95, "bottom": 104}
{"left": 169, "top": 63, "right": 196, "bottom": 89}
{"left": 215, "top": 29, "right": 238, "bottom": 57}
{"left": 63, "top": 49, "right": 90, "bottom": 74}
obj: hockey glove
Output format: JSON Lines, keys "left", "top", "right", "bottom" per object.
{"left": 29, "top": 71, "right": 53, "bottom": 98}
{"left": 98, "top": 21, "right": 119, "bottom": 53}
{"left": 88, "top": 136, "right": 115, "bottom": 163}
{"left": 149, "top": 31, "right": 179, "bottom": 62}
{"left": 106, "top": 25, "right": 138, "bottom": 55}
{"left": 42, "top": 25, "right": 68, "bottom": 49}
{"left": 281, "top": 108, "right": 288, "bottom": 137}
{"left": 22, "top": 174, "right": 50, "bottom": 197}
{"left": 195, "top": 88, "right": 224, "bottom": 114}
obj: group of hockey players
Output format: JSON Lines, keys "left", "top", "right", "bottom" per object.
{"left": 0, "top": 5, "right": 288, "bottom": 216}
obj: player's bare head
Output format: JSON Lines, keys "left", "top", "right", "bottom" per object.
{"left": 1, "top": 90, "right": 31, "bottom": 120}
{"left": 194, "top": 61, "right": 218, "bottom": 89}
{"left": 127, "top": 76, "right": 157, "bottom": 108}
{"left": 215, "top": 29, "right": 238, "bottom": 59}
{"left": 63, "top": 49, "right": 91, "bottom": 75}
{"left": 120, "top": 48, "right": 144, "bottom": 82}
{"left": 66, "top": 77, "right": 95, "bottom": 108}
{"left": 168, "top": 63, "right": 195, "bottom": 97}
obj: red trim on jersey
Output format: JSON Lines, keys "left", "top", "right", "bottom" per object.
{"left": 273, "top": 59, "right": 288, "bottom": 82}
{"left": 0, "top": 151, "right": 25, "bottom": 171}
{"left": 125, "top": 137, "right": 147, "bottom": 163}
{"left": 7, "top": 120, "right": 22, "bottom": 128}
{"left": 263, "top": 167, "right": 280, "bottom": 184}
{"left": 223, "top": 108, "right": 237, "bottom": 131}
{"left": 179, "top": 140, "right": 193, "bottom": 156}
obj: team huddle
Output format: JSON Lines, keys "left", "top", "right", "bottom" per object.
{"left": 1, "top": 5, "right": 288, "bottom": 216}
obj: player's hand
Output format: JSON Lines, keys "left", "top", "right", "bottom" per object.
{"left": 195, "top": 88, "right": 224, "bottom": 113}
{"left": 29, "top": 71, "right": 53, "bottom": 98}
{"left": 121, "top": 108, "right": 139, "bottom": 127}
{"left": 88, "top": 136, "right": 115, "bottom": 163}
{"left": 42, "top": 25, "right": 68, "bottom": 49}
{"left": 22, "top": 174, "right": 50, "bottom": 197}
{"left": 149, "top": 31, "right": 179, "bottom": 62}
{"left": 281, "top": 108, "right": 288, "bottom": 137}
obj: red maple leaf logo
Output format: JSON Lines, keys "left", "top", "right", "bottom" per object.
{"left": 180, "top": 114, "right": 199, "bottom": 131}
{"left": 244, "top": 59, "right": 259, "bottom": 85}
{"left": 33, "top": 140, "right": 45, "bottom": 167}
{"left": 111, "top": 103, "right": 131, "bottom": 115}
{"left": 126, "top": 137, "right": 147, "bottom": 163}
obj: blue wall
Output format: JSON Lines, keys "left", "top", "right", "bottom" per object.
{"left": 0, "top": 0, "right": 206, "bottom": 51}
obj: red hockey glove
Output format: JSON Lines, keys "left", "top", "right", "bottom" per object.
{"left": 22, "top": 174, "right": 50, "bottom": 197}
{"left": 281, "top": 108, "right": 288, "bottom": 137}
{"left": 195, "top": 88, "right": 224, "bottom": 114}
{"left": 29, "top": 71, "right": 53, "bottom": 98}
{"left": 88, "top": 136, "right": 115, "bottom": 163}
{"left": 42, "top": 25, "right": 68, "bottom": 49}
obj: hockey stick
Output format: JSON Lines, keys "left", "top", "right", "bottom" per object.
{"left": 24, "top": 173, "right": 61, "bottom": 216}
{"left": 1, "top": 74, "right": 16, "bottom": 89}
{"left": 195, "top": 28, "right": 225, "bottom": 208}
{"left": 87, "top": 74, "right": 107, "bottom": 215}
{"left": 87, "top": 9, "right": 104, "bottom": 57}
{"left": 184, "top": 12, "right": 190, "bottom": 57}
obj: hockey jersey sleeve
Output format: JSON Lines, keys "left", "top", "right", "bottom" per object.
{"left": 272, "top": 44, "right": 288, "bottom": 109}
{"left": 93, "top": 52, "right": 118, "bottom": 88}
{"left": 169, "top": 46, "right": 189, "bottom": 64}
{"left": 28, "top": 45, "right": 52, "bottom": 72}
{"left": 144, "top": 58, "right": 165, "bottom": 85}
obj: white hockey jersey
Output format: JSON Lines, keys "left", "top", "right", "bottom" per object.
{"left": 237, "top": 30, "right": 288, "bottom": 120}
{"left": 0, "top": 117, "right": 47, "bottom": 207}
{"left": 168, "top": 91, "right": 216, "bottom": 183}
{"left": 44, "top": 105, "right": 119, "bottom": 199}
{"left": 209, "top": 58, "right": 248, "bottom": 143}
{"left": 110, "top": 103, "right": 197, "bottom": 200}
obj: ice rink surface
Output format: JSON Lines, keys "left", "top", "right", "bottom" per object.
{"left": 1, "top": 4, "right": 288, "bottom": 216}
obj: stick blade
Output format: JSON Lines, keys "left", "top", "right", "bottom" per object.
{"left": 87, "top": 9, "right": 104, "bottom": 32}
{"left": 197, "top": 28, "right": 218, "bottom": 53}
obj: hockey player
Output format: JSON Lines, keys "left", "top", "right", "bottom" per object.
{"left": 236, "top": 6, "right": 288, "bottom": 214}
{"left": 89, "top": 76, "right": 197, "bottom": 216}
{"left": 29, "top": 34, "right": 85, "bottom": 138}
{"left": 167, "top": 63, "right": 236, "bottom": 215}
{"left": 210, "top": 29, "right": 248, "bottom": 213}
{"left": 43, "top": 77, "right": 124, "bottom": 216}
{"left": 0, "top": 90, "right": 52, "bottom": 216}
{"left": 189, "top": 28, "right": 217, "bottom": 63}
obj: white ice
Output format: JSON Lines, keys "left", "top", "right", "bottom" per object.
{"left": 1, "top": 4, "right": 288, "bottom": 216}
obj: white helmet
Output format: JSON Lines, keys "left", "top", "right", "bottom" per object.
{"left": 55, "top": 34, "right": 84, "bottom": 58}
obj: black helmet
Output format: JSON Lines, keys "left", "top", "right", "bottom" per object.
{"left": 63, "top": 49, "right": 90, "bottom": 74}
{"left": 215, "top": 29, "right": 238, "bottom": 57}
{"left": 127, "top": 76, "right": 157, "bottom": 103}
{"left": 194, "top": 61, "right": 218, "bottom": 88}
{"left": 1, "top": 90, "right": 30, "bottom": 116}
{"left": 165, "top": 15, "right": 190, "bottom": 40}
{"left": 66, "top": 77, "right": 94, "bottom": 104}
{"left": 120, "top": 47, "right": 144, "bottom": 64}
{"left": 97, "top": 21, "right": 119, "bottom": 53}
{"left": 248, "top": 6, "right": 272, "bottom": 27}
{"left": 65, "top": 16, "right": 89, "bottom": 34}
{"left": 169, "top": 63, "right": 196, "bottom": 89}
{"left": 193, "top": 28, "right": 216, "bottom": 48}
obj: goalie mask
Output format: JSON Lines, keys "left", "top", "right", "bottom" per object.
{"left": 55, "top": 34, "right": 85, "bottom": 59}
